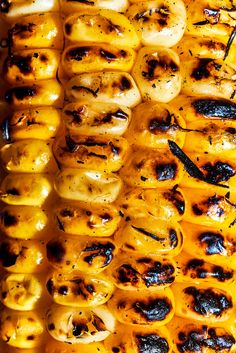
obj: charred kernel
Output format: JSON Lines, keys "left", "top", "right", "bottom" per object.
{"left": 46, "top": 241, "right": 66, "bottom": 263}
{"left": 191, "top": 59, "right": 213, "bottom": 81}
{"left": 134, "top": 298, "right": 171, "bottom": 321}
{"left": 202, "top": 162, "right": 235, "bottom": 183}
{"left": 184, "top": 287, "right": 232, "bottom": 317}
{"left": 5, "top": 86, "right": 37, "bottom": 103}
{"left": 155, "top": 163, "right": 177, "bottom": 181}
{"left": 67, "top": 47, "right": 90, "bottom": 61}
{"left": 4, "top": 54, "right": 32, "bottom": 75}
{"left": 198, "top": 232, "right": 225, "bottom": 255}
{"left": 136, "top": 334, "right": 169, "bottom": 353}
{"left": 83, "top": 242, "right": 115, "bottom": 267}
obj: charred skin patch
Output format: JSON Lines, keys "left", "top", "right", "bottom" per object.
{"left": 72, "top": 321, "right": 89, "bottom": 337}
{"left": 155, "top": 163, "right": 177, "bottom": 181}
{"left": 177, "top": 327, "right": 235, "bottom": 353}
{"left": 136, "top": 334, "right": 169, "bottom": 353}
{"left": 70, "top": 278, "right": 95, "bottom": 298}
{"left": 192, "top": 195, "right": 225, "bottom": 218}
{"left": 0, "top": 242, "right": 19, "bottom": 267}
{"left": 100, "top": 49, "right": 118, "bottom": 61}
{"left": 68, "top": 0, "right": 95, "bottom": 4}
{"left": 6, "top": 188, "right": 20, "bottom": 195}
{"left": 133, "top": 297, "right": 171, "bottom": 322}
{"left": 204, "top": 8, "right": 220, "bottom": 24}
{"left": 65, "top": 23, "right": 72, "bottom": 35}
{"left": 59, "top": 208, "right": 74, "bottom": 218}
{"left": 134, "top": 6, "right": 170, "bottom": 27}
{"left": 4, "top": 54, "right": 33, "bottom": 76}
{"left": 64, "top": 107, "right": 84, "bottom": 125}
{"left": 46, "top": 240, "right": 66, "bottom": 263}
{"left": 0, "top": 0, "right": 11, "bottom": 13}
{"left": 184, "top": 259, "right": 233, "bottom": 282}
{"left": 198, "top": 232, "right": 226, "bottom": 255}
{"left": 191, "top": 58, "right": 213, "bottom": 81}
{"left": 184, "top": 286, "right": 232, "bottom": 317}
{"left": 11, "top": 23, "right": 36, "bottom": 39}
{"left": 66, "top": 47, "right": 90, "bottom": 61}
{"left": 163, "top": 189, "right": 185, "bottom": 215}
{"left": 148, "top": 111, "right": 178, "bottom": 133}
{"left": 202, "top": 162, "right": 235, "bottom": 183}
{"left": 101, "top": 109, "right": 128, "bottom": 124}
{"left": 5, "top": 85, "right": 37, "bottom": 103}
{"left": 0, "top": 211, "right": 18, "bottom": 227}
{"left": 83, "top": 242, "right": 115, "bottom": 267}
{"left": 192, "top": 99, "right": 236, "bottom": 120}
{"left": 142, "top": 56, "right": 179, "bottom": 80}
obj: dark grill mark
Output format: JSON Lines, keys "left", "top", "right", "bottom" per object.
{"left": 6, "top": 188, "right": 20, "bottom": 195}
{"left": 100, "top": 213, "right": 112, "bottom": 222}
{"left": 71, "top": 85, "right": 99, "bottom": 97}
{"left": 60, "top": 208, "right": 74, "bottom": 218}
{"left": 136, "top": 334, "right": 169, "bottom": 353}
{"left": 192, "top": 99, "right": 236, "bottom": 119}
{"left": 199, "top": 232, "right": 225, "bottom": 255}
{"left": 202, "top": 162, "right": 235, "bottom": 183}
{"left": 120, "top": 76, "right": 131, "bottom": 91}
{"left": 0, "top": 211, "right": 18, "bottom": 227}
{"left": 58, "top": 286, "right": 68, "bottom": 295}
{"left": 191, "top": 58, "right": 213, "bottom": 81}
{"left": 142, "top": 58, "right": 178, "bottom": 80}
{"left": 10, "top": 23, "right": 36, "bottom": 39}
{"left": 117, "top": 264, "right": 140, "bottom": 285}
{"left": 0, "top": 0, "right": 11, "bottom": 13}
{"left": 169, "top": 229, "right": 178, "bottom": 248}
{"left": 46, "top": 279, "right": 55, "bottom": 295}
{"left": 46, "top": 241, "right": 66, "bottom": 263}
{"left": 83, "top": 242, "right": 115, "bottom": 267}
{"left": 155, "top": 163, "right": 177, "bottom": 181}
{"left": 134, "top": 298, "right": 171, "bottom": 322}
{"left": 143, "top": 262, "right": 175, "bottom": 287}
{"left": 102, "top": 109, "right": 128, "bottom": 123}
{"left": 131, "top": 226, "right": 165, "bottom": 242}
{"left": 100, "top": 49, "right": 117, "bottom": 61}
{"left": 5, "top": 54, "right": 32, "bottom": 75}
{"left": 5, "top": 85, "right": 37, "bottom": 103}
{"left": 87, "top": 152, "right": 107, "bottom": 160}
{"left": 27, "top": 335, "right": 35, "bottom": 341}
{"left": 186, "top": 259, "right": 233, "bottom": 282}
{"left": 48, "top": 323, "right": 55, "bottom": 331}
{"left": 69, "top": 0, "right": 94, "bottom": 4}
{"left": 184, "top": 287, "right": 232, "bottom": 317}
{"left": 67, "top": 47, "right": 89, "bottom": 61}
{"left": 65, "top": 23, "right": 72, "bottom": 35}
{"left": 177, "top": 327, "right": 235, "bottom": 353}
{"left": 163, "top": 189, "right": 185, "bottom": 215}
{"left": 64, "top": 109, "right": 82, "bottom": 124}
{"left": 72, "top": 322, "right": 88, "bottom": 337}
{"left": 0, "top": 242, "right": 19, "bottom": 267}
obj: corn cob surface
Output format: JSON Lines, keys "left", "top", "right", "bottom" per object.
{"left": 0, "top": 1, "right": 236, "bottom": 353}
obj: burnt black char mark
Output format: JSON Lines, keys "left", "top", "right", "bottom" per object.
{"left": 67, "top": 47, "right": 89, "bottom": 61}
{"left": 191, "top": 58, "right": 213, "bottom": 81}
{"left": 83, "top": 242, "right": 115, "bottom": 267}
{"left": 2, "top": 117, "right": 10, "bottom": 142}
{"left": 184, "top": 287, "right": 232, "bottom": 317}
{"left": 177, "top": 327, "right": 235, "bottom": 353}
{"left": 46, "top": 240, "right": 66, "bottom": 263}
{"left": 0, "top": 242, "right": 19, "bottom": 267}
{"left": 100, "top": 49, "right": 117, "bottom": 61}
{"left": 0, "top": 0, "right": 11, "bottom": 13}
{"left": 142, "top": 58, "right": 178, "bottom": 80}
{"left": 117, "top": 264, "right": 140, "bottom": 285}
{"left": 143, "top": 261, "right": 175, "bottom": 287}
{"left": 186, "top": 259, "right": 233, "bottom": 282}
{"left": 131, "top": 226, "right": 165, "bottom": 242}
{"left": 5, "top": 85, "right": 37, "bottom": 103}
{"left": 163, "top": 189, "right": 185, "bottom": 215}
{"left": 134, "top": 298, "right": 171, "bottom": 321}
{"left": 0, "top": 211, "right": 18, "bottom": 227}
{"left": 192, "top": 99, "right": 236, "bottom": 120}
{"left": 202, "top": 162, "right": 235, "bottom": 183}
{"left": 5, "top": 54, "right": 33, "bottom": 75}
{"left": 71, "top": 85, "right": 99, "bottom": 97}
{"left": 136, "top": 334, "right": 169, "bottom": 353}
{"left": 102, "top": 109, "right": 128, "bottom": 124}
{"left": 199, "top": 232, "right": 226, "bottom": 255}
{"left": 155, "top": 163, "right": 177, "bottom": 181}
{"left": 68, "top": 0, "right": 94, "bottom": 4}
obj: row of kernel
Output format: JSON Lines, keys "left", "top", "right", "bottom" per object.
{"left": 0, "top": 3, "right": 64, "bottom": 351}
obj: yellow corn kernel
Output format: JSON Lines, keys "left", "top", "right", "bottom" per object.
{"left": 61, "top": 0, "right": 128, "bottom": 13}
{"left": 53, "top": 135, "right": 129, "bottom": 172}
{"left": 0, "top": 205, "right": 48, "bottom": 239}
{"left": 62, "top": 43, "right": 136, "bottom": 76}
{"left": 108, "top": 287, "right": 174, "bottom": 327}
{"left": 120, "top": 148, "right": 183, "bottom": 188}
{"left": 114, "top": 217, "right": 183, "bottom": 257}
{"left": 0, "top": 0, "right": 59, "bottom": 22}
{"left": 181, "top": 57, "right": 236, "bottom": 102}
{"left": 0, "top": 238, "right": 47, "bottom": 273}
{"left": 46, "top": 235, "right": 117, "bottom": 273}
{"left": 4, "top": 49, "right": 61, "bottom": 85}
{"left": 6, "top": 107, "right": 62, "bottom": 141}
{"left": 55, "top": 202, "right": 121, "bottom": 237}
{"left": 0, "top": 174, "right": 52, "bottom": 206}
{"left": 179, "top": 153, "right": 236, "bottom": 192}
{"left": 127, "top": 0, "right": 186, "bottom": 47}
{"left": 175, "top": 251, "right": 235, "bottom": 286}
{"left": 54, "top": 168, "right": 122, "bottom": 204}
{"left": 62, "top": 102, "right": 131, "bottom": 136}
{"left": 172, "top": 282, "right": 235, "bottom": 324}
{"left": 66, "top": 72, "right": 141, "bottom": 108}
{"left": 0, "top": 309, "right": 47, "bottom": 348}
{"left": 104, "top": 324, "right": 173, "bottom": 353}
{"left": 46, "top": 339, "right": 107, "bottom": 353}
{"left": 46, "top": 271, "right": 114, "bottom": 307}
{"left": 1, "top": 139, "right": 57, "bottom": 173}
{"left": 181, "top": 222, "right": 236, "bottom": 270}
{"left": 46, "top": 304, "right": 116, "bottom": 344}
{"left": 10, "top": 13, "right": 63, "bottom": 50}
{"left": 132, "top": 46, "right": 181, "bottom": 103}
{"left": 175, "top": 36, "right": 236, "bottom": 68}
{"left": 126, "top": 101, "right": 186, "bottom": 148}
{"left": 182, "top": 188, "right": 236, "bottom": 229}
{"left": 117, "top": 186, "right": 185, "bottom": 221}
{"left": 0, "top": 273, "right": 44, "bottom": 311}
{"left": 64, "top": 10, "right": 140, "bottom": 49}
{"left": 168, "top": 316, "right": 236, "bottom": 353}
{"left": 0, "top": 342, "right": 44, "bottom": 353}
{"left": 186, "top": 0, "right": 236, "bottom": 41}
{"left": 4, "top": 80, "right": 64, "bottom": 109}
{"left": 183, "top": 120, "right": 236, "bottom": 157}
{"left": 108, "top": 252, "right": 176, "bottom": 290}
{"left": 170, "top": 95, "right": 236, "bottom": 123}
